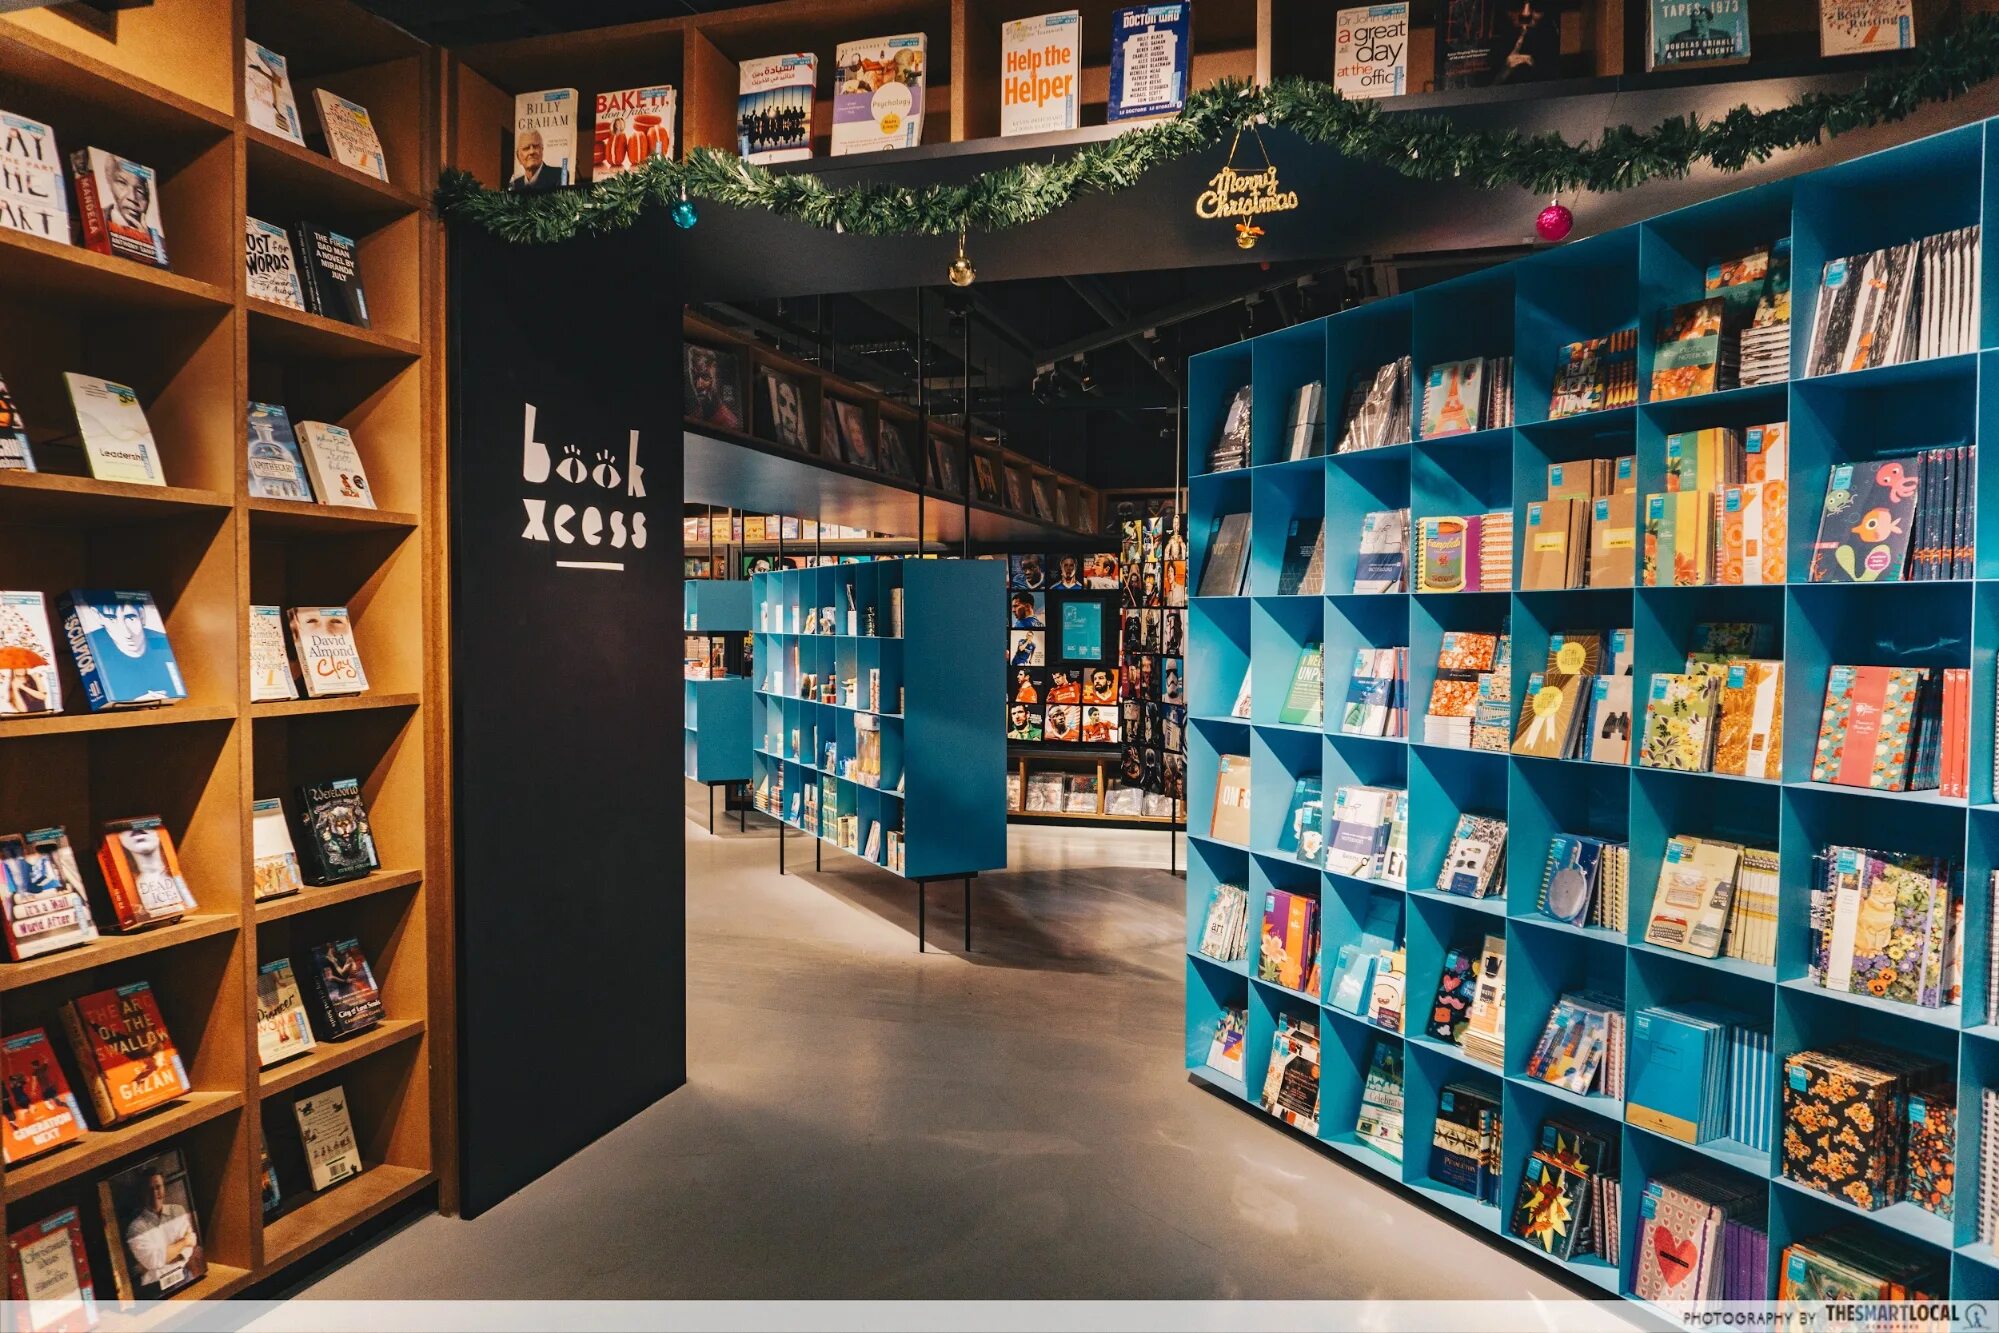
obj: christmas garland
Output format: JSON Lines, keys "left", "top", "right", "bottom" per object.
{"left": 437, "top": 12, "right": 1999, "bottom": 244}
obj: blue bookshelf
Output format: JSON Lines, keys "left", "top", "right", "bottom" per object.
{"left": 750, "top": 559, "right": 1006, "bottom": 941}
{"left": 1186, "top": 117, "right": 1999, "bottom": 1302}
{"left": 685, "top": 579, "right": 754, "bottom": 790}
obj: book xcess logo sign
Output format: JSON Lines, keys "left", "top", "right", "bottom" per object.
{"left": 517, "top": 402, "right": 649, "bottom": 571}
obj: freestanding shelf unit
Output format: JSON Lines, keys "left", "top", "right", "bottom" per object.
{"left": 1187, "top": 116, "right": 1999, "bottom": 1304}
{"left": 751, "top": 559, "right": 1005, "bottom": 947}
{"left": 684, "top": 579, "right": 754, "bottom": 833}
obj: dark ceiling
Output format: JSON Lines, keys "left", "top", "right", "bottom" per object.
{"left": 354, "top": 0, "right": 773, "bottom": 47}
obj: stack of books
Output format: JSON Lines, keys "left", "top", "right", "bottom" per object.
{"left": 1338, "top": 647, "right": 1407, "bottom": 738}
{"left": 1806, "top": 845, "right": 1961, "bottom": 1010}
{"left": 1634, "top": 622, "right": 1783, "bottom": 777}
{"left": 1627, "top": 1003, "right": 1761, "bottom": 1144}
{"left": 1511, "top": 631, "right": 1635, "bottom": 763}
{"left": 1733, "top": 237, "right": 1791, "bottom": 388}
{"left": 1423, "top": 630, "right": 1506, "bottom": 750}
{"left": 1525, "top": 990, "right": 1625, "bottom": 1099}
{"left": 1260, "top": 1013, "right": 1320, "bottom": 1134}
{"left": 1779, "top": 1226, "right": 1946, "bottom": 1303}
{"left": 1804, "top": 224, "right": 1982, "bottom": 376}
{"left": 1337, "top": 357, "right": 1413, "bottom": 452}
{"left": 1353, "top": 509, "right": 1409, "bottom": 593}
{"left": 1546, "top": 328, "right": 1638, "bottom": 418}
{"left": 1415, "top": 513, "right": 1512, "bottom": 592}
{"left": 1806, "top": 445, "right": 1977, "bottom": 584}
{"left": 1459, "top": 934, "right": 1506, "bottom": 1068}
{"left": 1640, "top": 422, "right": 1791, "bottom": 588}
{"left": 1258, "top": 889, "right": 1321, "bottom": 995}
{"left": 1284, "top": 380, "right": 1325, "bottom": 460}
{"left": 1417, "top": 355, "right": 1513, "bottom": 437}
{"left": 1509, "top": 1117, "right": 1618, "bottom": 1263}
{"left": 1633, "top": 1171, "right": 1768, "bottom": 1310}
{"left": 1354, "top": 1038, "right": 1405, "bottom": 1161}
{"left": 1207, "top": 386, "right": 1251, "bottom": 471}
{"left": 1810, "top": 663, "right": 1964, "bottom": 794}
{"left": 1196, "top": 881, "right": 1250, "bottom": 964}
{"left": 1536, "top": 833, "right": 1628, "bottom": 932}
{"left": 1981, "top": 1090, "right": 1999, "bottom": 1250}
{"left": 1322, "top": 784, "right": 1405, "bottom": 883}
{"left": 1429, "top": 1081, "right": 1503, "bottom": 1205}
{"left": 1435, "top": 813, "right": 1507, "bottom": 900}
{"left": 1781, "top": 1043, "right": 1952, "bottom": 1214}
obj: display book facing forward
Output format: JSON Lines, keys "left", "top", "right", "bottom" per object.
{"left": 293, "top": 778, "right": 382, "bottom": 886}
{"left": 1509, "top": 1115, "right": 1620, "bottom": 1265}
{"left": 57, "top": 979, "right": 193, "bottom": 1126}
{"left": 1637, "top": 621, "right": 1784, "bottom": 780}
{"left": 831, "top": 33, "right": 928, "bottom": 156}
{"left": 1803, "top": 225, "right": 1980, "bottom": 376}
{"left": 56, "top": 590, "right": 186, "bottom": 711}
{"left": 1804, "top": 845, "right": 1961, "bottom": 1011}
{"left": 1806, "top": 446, "right": 1975, "bottom": 584}
{"left": 246, "top": 402, "right": 377, "bottom": 509}
{"left": 1808, "top": 661, "right": 1968, "bottom": 797}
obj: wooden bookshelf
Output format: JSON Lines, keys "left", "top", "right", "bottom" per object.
{"left": 0, "top": 0, "right": 452, "bottom": 1289}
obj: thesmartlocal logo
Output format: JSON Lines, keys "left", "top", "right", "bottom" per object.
{"left": 517, "top": 403, "right": 650, "bottom": 572}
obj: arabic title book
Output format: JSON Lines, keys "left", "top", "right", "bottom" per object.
{"left": 737, "top": 56, "right": 818, "bottom": 163}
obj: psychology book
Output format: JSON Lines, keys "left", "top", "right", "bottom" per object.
{"left": 831, "top": 34, "right": 927, "bottom": 155}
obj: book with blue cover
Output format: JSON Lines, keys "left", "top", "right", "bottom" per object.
{"left": 246, "top": 401, "right": 313, "bottom": 501}
{"left": 1277, "top": 774, "right": 1322, "bottom": 859}
{"left": 1107, "top": 4, "right": 1191, "bottom": 121}
{"left": 59, "top": 590, "right": 186, "bottom": 710}
{"left": 1627, "top": 1004, "right": 1746, "bottom": 1144}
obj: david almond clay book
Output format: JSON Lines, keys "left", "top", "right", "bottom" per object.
{"left": 246, "top": 401, "right": 312, "bottom": 500}
{"left": 60, "top": 590, "right": 186, "bottom": 710}
{"left": 831, "top": 34, "right": 928, "bottom": 155}
{"left": 96, "top": 815, "right": 197, "bottom": 929}
{"left": 593, "top": 85, "right": 676, "bottom": 179}
{"left": 59, "top": 981, "right": 191, "bottom": 1125}
{"left": 0, "top": 828, "right": 98, "bottom": 960}
{"left": 509, "top": 88, "right": 578, "bottom": 190}
{"left": 302, "top": 938, "right": 385, "bottom": 1039}
{"left": 0, "top": 110, "right": 70, "bottom": 245}
{"left": 294, "top": 778, "right": 380, "bottom": 884}
{"left": 63, "top": 375, "right": 164, "bottom": 486}
{"left": 737, "top": 55, "right": 817, "bottom": 163}
{"left": 243, "top": 39, "right": 304, "bottom": 144}
{"left": 295, "top": 419, "right": 375, "bottom": 508}
{"left": 251, "top": 797, "right": 304, "bottom": 903}
{"left": 0, "top": 590, "right": 61, "bottom": 715}
{"left": 255, "top": 958, "right": 317, "bottom": 1067}
{"left": 249, "top": 604, "right": 297, "bottom": 703}
{"left": 97, "top": 1147, "right": 205, "bottom": 1303}
{"left": 287, "top": 606, "right": 369, "bottom": 698}
{"left": 1000, "top": 12, "right": 1081, "bottom": 137}
{"left": 244, "top": 218, "right": 306, "bottom": 311}
{"left": 1, "top": 1028, "right": 87, "bottom": 1166}
{"left": 310, "top": 89, "right": 389, "bottom": 182}
{"left": 69, "top": 147, "right": 167, "bottom": 267}
{"left": 292, "top": 1084, "right": 362, "bottom": 1190}
{"left": 6, "top": 1207, "right": 96, "bottom": 1333}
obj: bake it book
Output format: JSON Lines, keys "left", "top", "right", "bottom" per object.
{"left": 59, "top": 981, "right": 191, "bottom": 1125}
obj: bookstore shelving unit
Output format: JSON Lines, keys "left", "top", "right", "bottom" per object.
{"left": 1186, "top": 115, "right": 1999, "bottom": 1304}
{"left": 0, "top": 0, "right": 449, "bottom": 1291}
{"left": 685, "top": 579, "right": 754, "bottom": 829}
{"left": 750, "top": 558, "right": 1005, "bottom": 947}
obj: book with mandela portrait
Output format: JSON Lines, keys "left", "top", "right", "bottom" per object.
{"left": 70, "top": 147, "right": 167, "bottom": 267}
{"left": 294, "top": 778, "right": 380, "bottom": 885}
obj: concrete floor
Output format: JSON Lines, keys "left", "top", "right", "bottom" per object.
{"left": 293, "top": 785, "right": 1591, "bottom": 1300}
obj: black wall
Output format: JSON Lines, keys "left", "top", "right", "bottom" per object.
{"left": 449, "top": 223, "right": 685, "bottom": 1216}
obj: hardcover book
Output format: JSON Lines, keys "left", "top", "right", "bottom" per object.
{"left": 0, "top": 1029, "right": 86, "bottom": 1166}
{"left": 291, "top": 225, "right": 369, "bottom": 327}
{"left": 0, "top": 372, "right": 33, "bottom": 470}
{"left": 63, "top": 375, "right": 164, "bottom": 486}
{"left": 251, "top": 797, "right": 304, "bottom": 902}
{"left": 60, "top": 982, "right": 191, "bottom": 1125}
{"left": 831, "top": 34, "right": 928, "bottom": 155}
{"left": 6, "top": 1206, "right": 95, "bottom": 1331}
{"left": 0, "top": 110, "right": 70, "bottom": 244}
{"left": 1810, "top": 664, "right": 1925, "bottom": 789}
{"left": 593, "top": 85, "right": 676, "bottom": 179}
{"left": 244, "top": 40, "right": 305, "bottom": 144}
{"left": 1638, "top": 671, "right": 1720, "bottom": 771}
{"left": 294, "top": 778, "right": 380, "bottom": 884}
{"left": 311, "top": 89, "right": 389, "bottom": 181}
{"left": 1643, "top": 835, "right": 1741, "bottom": 957}
{"left": 0, "top": 590, "right": 60, "bottom": 715}
{"left": 295, "top": 420, "right": 375, "bottom": 508}
{"left": 1651, "top": 298, "right": 1727, "bottom": 398}
{"left": 737, "top": 55, "right": 818, "bottom": 163}
{"left": 302, "top": 937, "right": 385, "bottom": 1039}
{"left": 0, "top": 828, "right": 97, "bottom": 960}
{"left": 69, "top": 148, "right": 167, "bottom": 267}
{"left": 287, "top": 606, "right": 367, "bottom": 698}
{"left": 509, "top": 88, "right": 578, "bottom": 190}
{"left": 1808, "top": 458, "right": 1921, "bottom": 582}
{"left": 245, "top": 216, "right": 306, "bottom": 310}
{"left": 249, "top": 604, "right": 297, "bottom": 703}
{"left": 1001, "top": 12, "right": 1081, "bottom": 137}
{"left": 246, "top": 402, "right": 312, "bottom": 500}
{"left": 292, "top": 1085, "right": 362, "bottom": 1190}
{"left": 98, "top": 1147, "right": 205, "bottom": 1302}
{"left": 61, "top": 591, "right": 185, "bottom": 710}
{"left": 1713, "top": 659, "right": 1783, "bottom": 779}
{"left": 255, "top": 958, "right": 317, "bottom": 1067}
{"left": 1108, "top": 3, "right": 1191, "bottom": 121}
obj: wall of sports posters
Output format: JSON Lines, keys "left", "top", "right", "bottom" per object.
{"left": 1005, "top": 553, "right": 1126, "bottom": 746}
{"left": 1118, "top": 511, "right": 1189, "bottom": 801}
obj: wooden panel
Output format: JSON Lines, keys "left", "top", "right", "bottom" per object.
{"left": 683, "top": 26, "right": 741, "bottom": 156}
{"left": 0, "top": 0, "right": 236, "bottom": 114}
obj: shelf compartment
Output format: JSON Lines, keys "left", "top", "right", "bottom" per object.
{"left": 246, "top": 301, "right": 422, "bottom": 361}
{"left": 0, "top": 701, "right": 235, "bottom": 740}
{"left": 245, "top": 125, "right": 424, "bottom": 226}
{"left": 251, "top": 692, "right": 421, "bottom": 720}
{"left": 246, "top": 497, "right": 421, "bottom": 535}
{"left": 1, "top": 1089, "right": 242, "bottom": 1198}
{"left": 253, "top": 868, "right": 421, "bottom": 924}
{"left": 258, "top": 1163, "right": 433, "bottom": 1271}
{"left": 0, "top": 913, "right": 237, "bottom": 995}
{"left": 0, "top": 472, "right": 231, "bottom": 524}
{"left": 0, "top": 226, "right": 229, "bottom": 314}
{"left": 258, "top": 1017, "right": 424, "bottom": 1097}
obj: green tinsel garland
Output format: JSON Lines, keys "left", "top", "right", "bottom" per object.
{"left": 438, "top": 12, "right": 1999, "bottom": 244}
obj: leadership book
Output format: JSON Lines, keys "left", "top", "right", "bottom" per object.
{"left": 64, "top": 375, "right": 164, "bottom": 486}
{"left": 737, "top": 55, "right": 818, "bottom": 163}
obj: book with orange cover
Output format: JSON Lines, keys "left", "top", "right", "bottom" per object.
{"left": 94, "top": 816, "right": 196, "bottom": 930}
{"left": 1, "top": 1028, "right": 86, "bottom": 1166}
{"left": 57, "top": 981, "right": 190, "bottom": 1125}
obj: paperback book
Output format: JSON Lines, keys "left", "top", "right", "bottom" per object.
{"left": 311, "top": 89, "right": 389, "bottom": 181}
{"left": 0, "top": 591, "right": 60, "bottom": 716}
{"left": 251, "top": 797, "right": 305, "bottom": 902}
{"left": 63, "top": 375, "right": 164, "bottom": 486}
{"left": 593, "top": 85, "right": 676, "bottom": 178}
{"left": 0, "top": 1029, "right": 86, "bottom": 1167}
{"left": 301, "top": 937, "right": 385, "bottom": 1039}
{"left": 245, "top": 217, "right": 306, "bottom": 310}
{"left": 0, "top": 110, "right": 69, "bottom": 244}
{"left": 510, "top": 88, "right": 578, "bottom": 189}
{"left": 60, "top": 981, "right": 191, "bottom": 1125}
{"left": 244, "top": 40, "right": 304, "bottom": 143}
{"left": 256, "top": 958, "right": 318, "bottom": 1067}
{"left": 0, "top": 828, "right": 97, "bottom": 960}
{"left": 831, "top": 34, "right": 928, "bottom": 155}
{"left": 246, "top": 402, "right": 312, "bottom": 500}
{"left": 737, "top": 55, "right": 818, "bottom": 163}
{"left": 291, "top": 224, "right": 369, "bottom": 327}
{"left": 1001, "top": 12, "right": 1081, "bottom": 137}
{"left": 296, "top": 420, "right": 375, "bottom": 507}
{"left": 98, "top": 1147, "right": 205, "bottom": 1302}
{"left": 1108, "top": 3, "right": 1191, "bottom": 121}
{"left": 294, "top": 778, "right": 381, "bottom": 884}
{"left": 62, "top": 591, "right": 185, "bottom": 710}
{"left": 70, "top": 148, "right": 167, "bottom": 267}
{"left": 288, "top": 606, "right": 368, "bottom": 698}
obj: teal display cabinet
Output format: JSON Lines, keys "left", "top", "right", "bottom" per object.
{"left": 685, "top": 579, "right": 754, "bottom": 829}
{"left": 1186, "top": 116, "right": 1999, "bottom": 1305}
{"left": 750, "top": 559, "right": 1006, "bottom": 949}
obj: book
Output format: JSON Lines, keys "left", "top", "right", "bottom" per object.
{"left": 1437, "top": 813, "right": 1507, "bottom": 899}
{"left": 1278, "top": 775, "right": 1325, "bottom": 861}
{"left": 1638, "top": 671, "right": 1720, "bottom": 771}
{"left": 1804, "top": 239, "right": 1927, "bottom": 375}
{"left": 1210, "top": 753, "right": 1251, "bottom": 844}
{"left": 0, "top": 372, "right": 32, "bottom": 470}
{"left": 291, "top": 224, "right": 369, "bottom": 327}
{"left": 1524, "top": 991, "right": 1619, "bottom": 1096}
{"left": 509, "top": 88, "right": 578, "bottom": 190}
{"left": 1510, "top": 671, "right": 1586, "bottom": 759}
{"left": 1108, "top": 3, "right": 1191, "bottom": 121}
{"left": 1353, "top": 509, "right": 1409, "bottom": 593}
{"left": 737, "top": 55, "right": 818, "bottom": 163}
{"left": 1208, "top": 386, "right": 1252, "bottom": 471}
{"left": 1206, "top": 1006, "right": 1247, "bottom": 1080}
{"left": 1649, "top": 0, "right": 1749, "bottom": 69}
{"left": 1430, "top": 1082, "right": 1501, "bottom": 1203}
{"left": 685, "top": 344, "right": 743, "bottom": 432}
{"left": 1001, "top": 11, "right": 1080, "bottom": 137}
{"left": 244, "top": 216, "right": 306, "bottom": 310}
{"left": 96, "top": 815, "right": 197, "bottom": 928}
{"left": 1644, "top": 835, "right": 1742, "bottom": 958}
{"left": 1, "top": 1029, "right": 86, "bottom": 1166}
{"left": 301, "top": 937, "right": 385, "bottom": 1039}
{"left": 1276, "top": 517, "right": 1323, "bottom": 595}
{"left": 831, "top": 34, "right": 928, "bottom": 155}
{"left": 293, "top": 778, "right": 381, "bottom": 884}
{"left": 1460, "top": 934, "right": 1507, "bottom": 1067}
{"left": 6, "top": 1206, "right": 96, "bottom": 1331}
{"left": 251, "top": 797, "right": 304, "bottom": 903}
{"left": 1260, "top": 1013, "right": 1320, "bottom": 1134}
{"left": 592, "top": 85, "right": 676, "bottom": 179}
{"left": 1808, "top": 458, "right": 1922, "bottom": 583}
{"left": 0, "top": 828, "right": 97, "bottom": 960}
{"left": 1712, "top": 659, "right": 1783, "bottom": 779}
{"left": 1585, "top": 675, "right": 1634, "bottom": 764}
{"left": 1587, "top": 492, "right": 1638, "bottom": 587}
{"left": 256, "top": 958, "right": 318, "bottom": 1067}
{"left": 1810, "top": 664, "right": 1926, "bottom": 789}
{"left": 63, "top": 375, "right": 164, "bottom": 486}
{"left": 311, "top": 89, "right": 389, "bottom": 181}
{"left": 245, "top": 402, "right": 312, "bottom": 500}
{"left": 0, "top": 110, "right": 69, "bottom": 245}
{"left": 60, "top": 981, "right": 190, "bottom": 1125}
{"left": 1197, "top": 511, "right": 1252, "bottom": 596}
{"left": 1355, "top": 1039, "right": 1405, "bottom": 1161}
{"left": 1276, "top": 642, "right": 1324, "bottom": 727}
{"left": 1419, "top": 358, "right": 1485, "bottom": 437}
{"left": 1336, "top": 4, "right": 1411, "bottom": 100}
{"left": 1822, "top": 0, "right": 1914, "bottom": 55}
{"left": 249, "top": 604, "right": 297, "bottom": 703}
{"left": 69, "top": 147, "right": 167, "bottom": 267}
{"left": 295, "top": 419, "right": 374, "bottom": 508}
{"left": 287, "top": 606, "right": 368, "bottom": 698}
{"left": 292, "top": 1085, "right": 362, "bottom": 1190}
{"left": 1259, "top": 889, "right": 1318, "bottom": 992}
{"left": 1651, "top": 298, "right": 1729, "bottom": 398}
{"left": 0, "top": 591, "right": 60, "bottom": 716}
{"left": 1196, "top": 882, "right": 1249, "bottom": 962}
{"left": 244, "top": 39, "right": 305, "bottom": 144}
{"left": 98, "top": 1147, "right": 206, "bottom": 1302}
{"left": 1338, "top": 358, "right": 1413, "bottom": 452}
